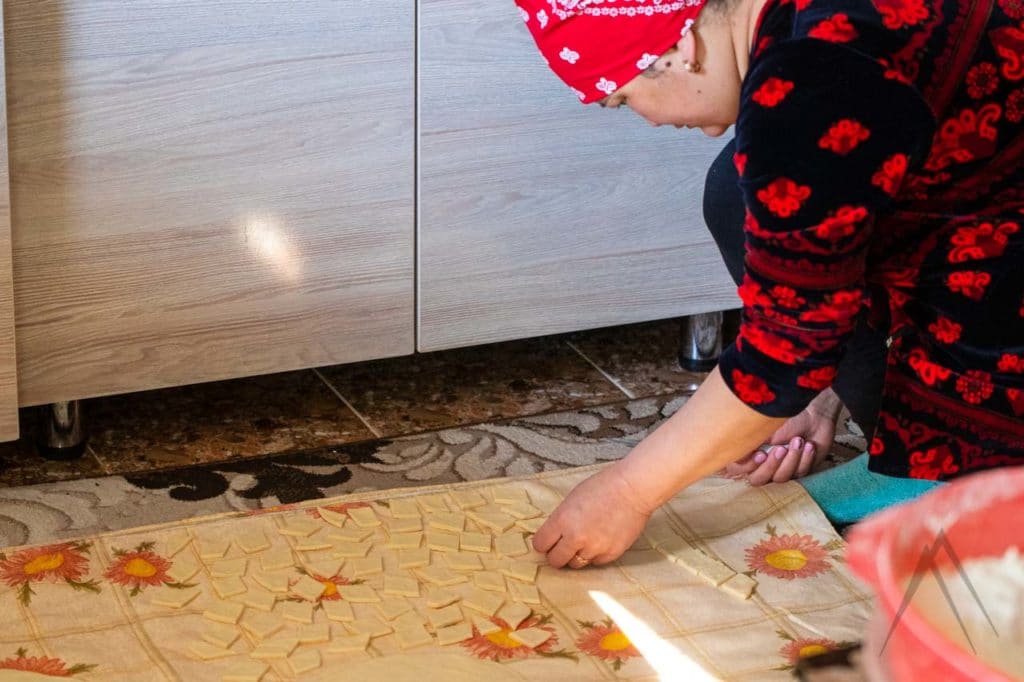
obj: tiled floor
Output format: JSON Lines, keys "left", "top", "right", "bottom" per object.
{"left": 0, "top": 318, "right": 705, "bottom": 487}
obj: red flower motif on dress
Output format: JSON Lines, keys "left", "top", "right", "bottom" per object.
{"left": 741, "top": 325, "right": 808, "bottom": 365}
{"left": 799, "top": 290, "right": 863, "bottom": 323}
{"left": 1009, "top": 90, "right": 1024, "bottom": 123}
{"left": 927, "top": 317, "right": 962, "bottom": 344}
{"left": 871, "top": 154, "right": 910, "bottom": 196}
{"left": 870, "top": 437, "right": 885, "bottom": 455}
{"left": 779, "top": 637, "right": 842, "bottom": 666}
{"left": 731, "top": 370, "right": 777, "bottom": 405}
{"left": 924, "top": 103, "right": 1002, "bottom": 172}
{"left": 0, "top": 649, "right": 95, "bottom": 677}
{"left": 966, "top": 63, "right": 1000, "bottom": 99}
{"left": 105, "top": 543, "right": 176, "bottom": 596}
{"left": 757, "top": 177, "right": 812, "bottom": 218}
{"left": 746, "top": 527, "right": 832, "bottom": 580}
{"left": 812, "top": 205, "right": 868, "bottom": 241}
{"left": 752, "top": 77, "right": 795, "bottom": 107}
{"left": 769, "top": 285, "right": 807, "bottom": 309}
{"left": 576, "top": 618, "right": 640, "bottom": 670}
{"left": 1008, "top": 388, "right": 1024, "bottom": 416}
{"left": 0, "top": 542, "right": 100, "bottom": 606}
{"left": 998, "top": 0, "right": 1024, "bottom": 19}
{"left": 908, "top": 348, "right": 952, "bottom": 386}
{"left": 956, "top": 370, "right": 994, "bottom": 404}
{"left": 946, "top": 270, "right": 992, "bottom": 301}
{"left": 871, "top": 0, "right": 930, "bottom": 29}
{"left": 818, "top": 119, "right": 871, "bottom": 155}
{"left": 808, "top": 13, "right": 859, "bottom": 42}
{"left": 797, "top": 366, "right": 838, "bottom": 390}
{"left": 998, "top": 353, "right": 1024, "bottom": 373}
{"left": 990, "top": 26, "right": 1024, "bottom": 81}
{"left": 909, "top": 445, "right": 960, "bottom": 480}
{"left": 948, "top": 221, "right": 1019, "bottom": 262}
{"left": 462, "top": 612, "right": 571, "bottom": 662}
{"left": 733, "top": 151, "right": 748, "bottom": 176}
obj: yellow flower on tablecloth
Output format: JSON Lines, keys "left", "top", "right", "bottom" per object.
{"left": 463, "top": 612, "right": 577, "bottom": 663}
{"left": 0, "top": 542, "right": 101, "bottom": 605}
{"left": 745, "top": 525, "right": 831, "bottom": 580}
{"left": 774, "top": 630, "right": 854, "bottom": 670}
{"left": 0, "top": 647, "right": 96, "bottom": 677}
{"left": 105, "top": 542, "right": 180, "bottom": 596}
{"left": 576, "top": 617, "right": 640, "bottom": 670}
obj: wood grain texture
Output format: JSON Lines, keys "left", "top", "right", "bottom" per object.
{"left": 0, "top": 6, "right": 22, "bottom": 439}
{"left": 417, "top": 1, "right": 739, "bottom": 352}
{"left": 6, "top": 1, "right": 414, "bottom": 407}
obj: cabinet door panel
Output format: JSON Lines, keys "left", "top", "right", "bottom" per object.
{"left": 0, "top": 9, "right": 20, "bottom": 438}
{"left": 7, "top": 1, "right": 414, "bottom": 406}
{"left": 418, "top": 1, "right": 737, "bottom": 352}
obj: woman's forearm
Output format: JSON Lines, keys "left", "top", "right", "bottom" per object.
{"left": 613, "top": 366, "right": 789, "bottom": 512}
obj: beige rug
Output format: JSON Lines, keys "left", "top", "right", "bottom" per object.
{"left": 0, "top": 463, "right": 869, "bottom": 681}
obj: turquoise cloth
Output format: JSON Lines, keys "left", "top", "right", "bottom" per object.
{"left": 800, "top": 453, "right": 944, "bottom": 526}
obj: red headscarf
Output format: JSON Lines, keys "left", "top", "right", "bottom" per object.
{"left": 513, "top": 1, "right": 709, "bottom": 104}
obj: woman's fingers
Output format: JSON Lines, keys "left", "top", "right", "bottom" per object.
{"left": 531, "top": 518, "right": 561, "bottom": 554}
{"left": 724, "top": 450, "right": 767, "bottom": 478}
{"left": 772, "top": 437, "right": 805, "bottom": 483}
{"left": 796, "top": 442, "right": 816, "bottom": 478}
{"left": 747, "top": 445, "right": 786, "bottom": 485}
{"left": 546, "top": 536, "right": 584, "bottom": 569}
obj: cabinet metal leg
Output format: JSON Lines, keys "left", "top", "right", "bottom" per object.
{"left": 678, "top": 311, "right": 723, "bottom": 372}
{"left": 36, "top": 400, "right": 88, "bottom": 461}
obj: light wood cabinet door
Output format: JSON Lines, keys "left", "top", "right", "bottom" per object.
{"left": 0, "top": 10, "right": 20, "bottom": 439}
{"left": 6, "top": 1, "right": 414, "bottom": 407}
{"left": 418, "top": 1, "right": 737, "bottom": 352}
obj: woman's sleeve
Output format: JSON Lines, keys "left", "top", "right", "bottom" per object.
{"left": 717, "top": 39, "right": 935, "bottom": 417}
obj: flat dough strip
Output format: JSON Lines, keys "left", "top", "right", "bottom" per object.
{"left": 388, "top": 498, "right": 421, "bottom": 519}
{"left": 251, "top": 571, "right": 289, "bottom": 594}
{"left": 444, "top": 552, "right": 483, "bottom": 571}
{"left": 222, "top": 660, "right": 269, "bottom": 682}
{"left": 509, "top": 581, "right": 541, "bottom": 605}
{"left": 241, "top": 611, "right": 285, "bottom": 641}
{"left": 436, "top": 621, "right": 474, "bottom": 646}
{"left": 278, "top": 519, "right": 321, "bottom": 537}
{"left": 333, "top": 541, "right": 372, "bottom": 558}
{"left": 291, "top": 575, "right": 328, "bottom": 602}
{"left": 197, "top": 537, "right": 231, "bottom": 560}
{"left": 398, "top": 547, "right": 431, "bottom": 569}
{"left": 428, "top": 512, "right": 466, "bottom": 533}
{"left": 425, "top": 531, "right": 460, "bottom": 553}
{"left": 338, "top": 584, "right": 380, "bottom": 603}
{"left": 509, "top": 627, "right": 553, "bottom": 648}
{"left": 450, "top": 490, "right": 487, "bottom": 510}
{"left": 459, "top": 532, "right": 491, "bottom": 553}
{"left": 211, "top": 576, "right": 246, "bottom": 599}
{"left": 427, "top": 604, "right": 464, "bottom": 629}
{"left": 210, "top": 558, "right": 247, "bottom": 578}
{"left": 315, "top": 506, "right": 350, "bottom": 528}
{"left": 289, "top": 649, "right": 322, "bottom": 675}
{"left": 281, "top": 600, "right": 315, "bottom": 624}
{"left": 152, "top": 586, "right": 201, "bottom": 609}
{"left": 497, "top": 602, "right": 531, "bottom": 630}
{"left": 424, "top": 586, "right": 461, "bottom": 609}
{"left": 203, "top": 600, "right": 245, "bottom": 625}
{"left": 347, "top": 616, "right": 393, "bottom": 638}
{"left": 492, "top": 486, "right": 530, "bottom": 505}
{"left": 495, "top": 532, "right": 528, "bottom": 558}
{"left": 166, "top": 558, "right": 200, "bottom": 584}
{"left": 473, "top": 615, "right": 502, "bottom": 635}
{"left": 188, "top": 641, "right": 234, "bottom": 661}
{"left": 322, "top": 599, "right": 356, "bottom": 623}
{"left": 237, "top": 530, "right": 271, "bottom": 554}
{"left": 502, "top": 560, "right": 538, "bottom": 584}
{"left": 669, "top": 547, "right": 736, "bottom": 587}
{"left": 350, "top": 556, "right": 384, "bottom": 577}
{"left": 328, "top": 633, "right": 371, "bottom": 652}
{"left": 472, "top": 571, "right": 506, "bottom": 593}
{"left": 462, "top": 588, "right": 504, "bottom": 617}
{"left": 347, "top": 506, "right": 381, "bottom": 528}
{"left": 386, "top": 532, "right": 423, "bottom": 550}
{"left": 260, "top": 548, "right": 294, "bottom": 572}
{"left": 201, "top": 622, "right": 240, "bottom": 649}
{"left": 721, "top": 573, "right": 759, "bottom": 600}
{"left": 382, "top": 574, "right": 420, "bottom": 598}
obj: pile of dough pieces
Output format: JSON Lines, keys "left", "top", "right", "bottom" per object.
{"left": 147, "top": 484, "right": 552, "bottom": 682}
{"left": 643, "top": 525, "right": 759, "bottom": 600}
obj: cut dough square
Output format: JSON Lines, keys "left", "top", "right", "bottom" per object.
{"left": 382, "top": 574, "right": 420, "bottom": 598}
{"left": 416, "top": 494, "right": 450, "bottom": 514}
{"left": 281, "top": 600, "right": 315, "bottom": 624}
{"left": 492, "top": 486, "right": 530, "bottom": 505}
{"left": 494, "top": 532, "right": 528, "bottom": 558}
{"left": 289, "top": 649, "right": 322, "bottom": 675}
{"left": 305, "top": 558, "right": 345, "bottom": 579}
{"left": 201, "top": 622, "right": 241, "bottom": 649}
{"left": 322, "top": 599, "right": 356, "bottom": 623}
{"left": 388, "top": 498, "right": 421, "bottom": 519}
{"left": 203, "top": 600, "right": 245, "bottom": 625}
{"left": 467, "top": 511, "right": 516, "bottom": 534}
{"left": 197, "top": 537, "right": 231, "bottom": 560}
{"left": 240, "top": 611, "right": 285, "bottom": 641}
{"left": 250, "top": 637, "right": 299, "bottom": 660}
{"left": 509, "top": 627, "right": 553, "bottom": 648}
{"left": 328, "top": 526, "right": 374, "bottom": 543}
{"left": 462, "top": 588, "right": 504, "bottom": 617}
{"left": 222, "top": 660, "right": 269, "bottom": 682}
{"left": 388, "top": 516, "right": 423, "bottom": 534}
{"left": 450, "top": 489, "right": 487, "bottom": 511}
{"left": 425, "top": 531, "right": 460, "bottom": 553}
{"left": 503, "top": 502, "right": 543, "bottom": 520}
{"left": 721, "top": 573, "right": 759, "bottom": 600}
{"left": 328, "top": 633, "right": 371, "bottom": 653}
{"left": 152, "top": 586, "right": 201, "bottom": 609}
{"left": 296, "top": 622, "right": 331, "bottom": 644}
{"left": 347, "top": 506, "right": 381, "bottom": 528}
{"left": 509, "top": 582, "right": 541, "bottom": 605}
{"left": 294, "top": 533, "right": 333, "bottom": 552}
{"left": 642, "top": 524, "right": 681, "bottom": 550}
{"left": 166, "top": 558, "right": 200, "bottom": 584}
{"left": 278, "top": 518, "right": 322, "bottom": 537}
{"left": 472, "top": 615, "right": 502, "bottom": 635}
{"left": 394, "top": 610, "right": 428, "bottom": 632}
{"left": 424, "top": 586, "right": 461, "bottom": 609}
{"left": 497, "top": 603, "right": 532, "bottom": 630}
{"left": 670, "top": 547, "right": 736, "bottom": 587}
{"left": 338, "top": 584, "right": 380, "bottom": 603}
{"left": 395, "top": 622, "right": 433, "bottom": 649}
{"left": 188, "top": 641, "right": 234, "bottom": 661}
{"left": 210, "top": 558, "right": 248, "bottom": 578}
{"left": 239, "top": 587, "right": 277, "bottom": 612}
{"left": 333, "top": 541, "right": 372, "bottom": 559}
{"left": 350, "top": 556, "right": 384, "bottom": 578}
{"left": 502, "top": 560, "right": 538, "bottom": 584}
{"left": 376, "top": 596, "right": 414, "bottom": 621}
{"left": 515, "top": 517, "right": 545, "bottom": 534}
{"left": 460, "top": 532, "right": 491, "bottom": 553}
{"left": 236, "top": 530, "right": 271, "bottom": 554}
{"left": 444, "top": 552, "right": 483, "bottom": 572}
{"left": 427, "top": 604, "right": 464, "bottom": 629}
{"left": 291, "top": 574, "right": 328, "bottom": 602}
{"left": 436, "top": 621, "right": 474, "bottom": 646}
{"left": 472, "top": 571, "right": 506, "bottom": 593}
{"left": 386, "top": 532, "right": 422, "bottom": 550}
{"left": 428, "top": 512, "right": 466, "bottom": 533}
{"left": 398, "top": 547, "right": 431, "bottom": 570}
{"left": 315, "top": 506, "right": 350, "bottom": 528}
{"left": 347, "top": 616, "right": 392, "bottom": 638}
{"left": 260, "top": 547, "right": 295, "bottom": 572}
{"left": 211, "top": 576, "right": 247, "bottom": 599}
{"left": 163, "top": 529, "right": 193, "bottom": 558}
{"left": 416, "top": 564, "right": 469, "bottom": 587}
{"left": 251, "top": 571, "right": 290, "bottom": 594}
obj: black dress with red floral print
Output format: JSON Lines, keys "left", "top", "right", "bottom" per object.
{"left": 717, "top": 0, "right": 1024, "bottom": 480}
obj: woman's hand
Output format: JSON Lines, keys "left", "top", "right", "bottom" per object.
{"left": 532, "top": 463, "right": 652, "bottom": 568}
